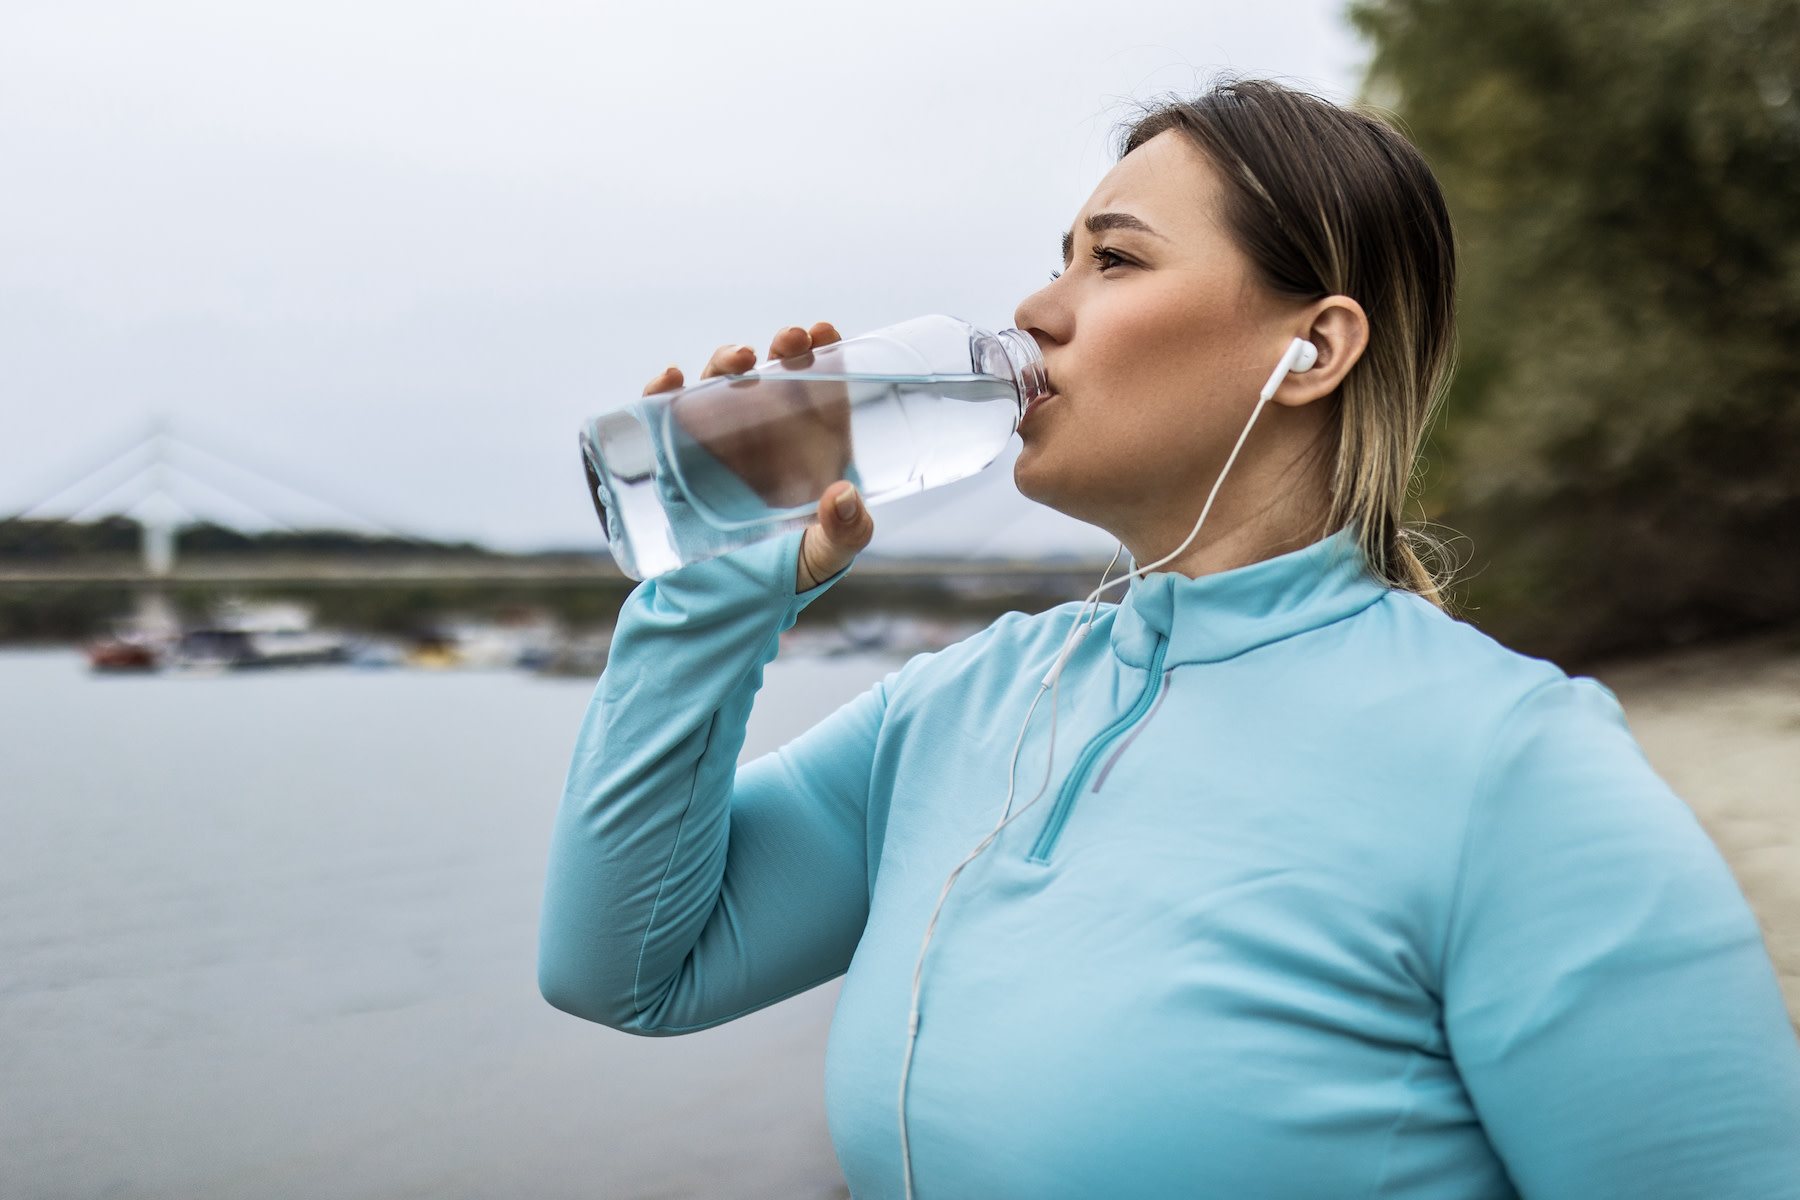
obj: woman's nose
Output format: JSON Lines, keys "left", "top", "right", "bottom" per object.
{"left": 1014, "top": 278, "right": 1069, "bottom": 344}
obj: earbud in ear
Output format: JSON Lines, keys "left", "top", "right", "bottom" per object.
{"left": 1259, "top": 337, "right": 1322, "bottom": 402}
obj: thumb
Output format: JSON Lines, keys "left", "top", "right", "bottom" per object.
{"left": 797, "top": 481, "right": 873, "bottom": 591}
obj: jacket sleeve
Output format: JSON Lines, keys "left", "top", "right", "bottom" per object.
{"left": 537, "top": 532, "right": 885, "bottom": 1034}
{"left": 1443, "top": 677, "right": 1800, "bottom": 1198}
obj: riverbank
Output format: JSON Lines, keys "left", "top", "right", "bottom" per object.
{"left": 1599, "top": 633, "right": 1800, "bottom": 1020}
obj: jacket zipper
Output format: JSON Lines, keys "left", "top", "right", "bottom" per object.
{"left": 1027, "top": 633, "right": 1169, "bottom": 863}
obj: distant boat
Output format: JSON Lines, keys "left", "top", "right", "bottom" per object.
{"left": 175, "top": 601, "right": 353, "bottom": 669}
{"left": 85, "top": 638, "right": 161, "bottom": 672}
{"left": 86, "top": 600, "right": 353, "bottom": 673}
{"left": 405, "top": 617, "right": 561, "bottom": 672}
{"left": 174, "top": 626, "right": 351, "bottom": 670}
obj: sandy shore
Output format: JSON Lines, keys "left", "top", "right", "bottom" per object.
{"left": 1598, "top": 635, "right": 1800, "bottom": 1022}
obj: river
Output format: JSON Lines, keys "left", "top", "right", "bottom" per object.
{"left": 0, "top": 649, "right": 894, "bottom": 1200}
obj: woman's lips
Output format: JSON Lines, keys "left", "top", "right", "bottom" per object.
{"left": 1022, "top": 390, "right": 1057, "bottom": 423}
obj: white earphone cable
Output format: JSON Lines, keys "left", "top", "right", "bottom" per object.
{"left": 1038, "top": 336, "right": 1313, "bottom": 659}
{"left": 896, "top": 544, "right": 1121, "bottom": 1195}
{"left": 896, "top": 338, "right": 1313, "bottom": 1199}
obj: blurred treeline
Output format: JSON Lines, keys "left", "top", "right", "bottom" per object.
{"left": 1355, "top": 0, "right": 1800, "bottom": 661}
{"left": 0, "top": 519, "right": 615, "bottom": 643}
{"left": 0, "top": 518, "right": 1070, "bottom": 643}
{"left": 0, "top": 517, "right": 493, "bottom": 561}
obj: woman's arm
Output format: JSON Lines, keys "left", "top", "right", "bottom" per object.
{"left": 537, "top": 531, "right": 883, "bottom": 1034}
{"left": 1443, "top": 679, "right": 1800, "bottom": 1198}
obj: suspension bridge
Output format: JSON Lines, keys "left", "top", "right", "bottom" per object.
{"left": 0, "top": 421, "right": 521, "bottom": 582}
{"left": 0, "top": 424, "right": 1102, "bottom": 600}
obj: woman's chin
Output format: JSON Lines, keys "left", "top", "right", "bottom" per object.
{"left": 1014, "top": 447, "right": 1132, "bottom": 536}
{"left": 1011, "top": 446, "right": 1051, "bottom": 503}
{"left": 1011, "top": 447, "right": 1077, "bottom": 514}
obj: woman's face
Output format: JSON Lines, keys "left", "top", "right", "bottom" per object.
{"left": 1012, "top": 131, "right": 1318, "bottom": 552}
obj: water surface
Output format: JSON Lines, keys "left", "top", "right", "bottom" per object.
{"left": 0, "top": 650, "right": 892, "bottom": 1199}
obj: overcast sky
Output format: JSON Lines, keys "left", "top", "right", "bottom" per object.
{"left": 1, "top": 0, "right": 1366, "bottom": 557}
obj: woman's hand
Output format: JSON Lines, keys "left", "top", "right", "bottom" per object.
{"left": 642, "top": 322, "right": 874, "bottom": 591}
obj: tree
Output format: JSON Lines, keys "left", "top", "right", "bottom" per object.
{"left": 1353, "top": 0, "right": 1800, "bottom": 660}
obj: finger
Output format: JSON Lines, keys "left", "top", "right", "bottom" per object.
{"left": 642, "top": 365, "right": 684, "bottom": 396}
{"left": 767, "top": 325, "right": 813, "bottom": 362}
{"left": 807, "top": 321, "right": 841, "bottom": 347}
{"left": 700, "top": 343, "right": 757, "bottom": 380}
{"left": 823, "top": 481, "right": 870, "bottom": 536}
{"left": 797, "top": 481, "right": 874, "bottom": 591}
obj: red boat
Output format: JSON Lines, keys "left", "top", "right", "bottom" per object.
{"left": 86, "top": 639, "right": 160, "bottom": 672}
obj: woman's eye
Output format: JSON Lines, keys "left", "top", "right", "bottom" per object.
{"left": 1090, "top": 246, "right": 1128, "bottom": 271}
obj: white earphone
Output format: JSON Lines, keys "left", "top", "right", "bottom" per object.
{"left": 1261, "top": 336, "right": 1318, "bottom": 401}
{"left": 895, "top": 335, "right": 1319, "bottom": 1200}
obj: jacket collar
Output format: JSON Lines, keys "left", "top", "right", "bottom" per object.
{"left": 1108, "top": 529, "right": 1388, "bottom": 669}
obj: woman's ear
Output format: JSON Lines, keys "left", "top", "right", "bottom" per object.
{"left": 1271, "top": 296, "right": 1369, "bottom": 407}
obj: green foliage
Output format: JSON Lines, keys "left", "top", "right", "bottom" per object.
{"left": 0, "top": 516, "right": 141, "bottom": 560}
{"left": 174, "top": 523, "right": 495, "bottom": 559}
{"left": 0, "top": 587, "right": 137, "bottom": 642}
{"left": 1353, "top": 0, "right": 1800, "bottom": 660}
{"left": 0, "top": 519, "right": 495, "bottom": 561}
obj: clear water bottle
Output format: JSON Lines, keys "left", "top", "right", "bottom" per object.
{"left": 579, "top": 314, "right": 1048, "bottom": 580}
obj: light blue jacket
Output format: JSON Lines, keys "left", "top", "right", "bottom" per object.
{"left": 539, "top": 530, "right": 1800, "bottom": 1198}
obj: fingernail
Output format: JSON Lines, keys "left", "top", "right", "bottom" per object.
{"left": 734, "top": 344, "right": 754, "bottom": 356}
{"left": 834, "top": 485, "right": 860, "bottom": 521}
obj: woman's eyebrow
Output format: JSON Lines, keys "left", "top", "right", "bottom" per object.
{"left": 1087, "top": 211, "right": 1166, "bottom": 239}
{"left": 1062, "top": 211, "right": 1168, "bottom": 263}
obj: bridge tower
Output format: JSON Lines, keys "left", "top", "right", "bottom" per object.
{"left": 1, "top": 422, "right": 405, "bottom": 635}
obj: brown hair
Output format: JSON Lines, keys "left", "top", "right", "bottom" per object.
{"left": 1123, "top": 80, "right": 1456, "bottom": 603}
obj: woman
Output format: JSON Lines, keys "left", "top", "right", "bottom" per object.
{"left": 538, "top": 81, "right": 1800, "bottom": 1198}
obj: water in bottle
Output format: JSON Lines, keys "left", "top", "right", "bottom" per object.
{"left": 579, "top": 314, "right": 1048, "bottom": 579}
